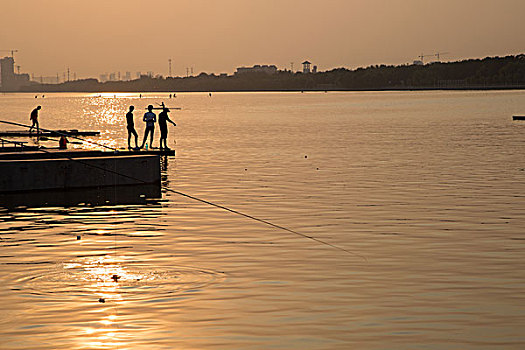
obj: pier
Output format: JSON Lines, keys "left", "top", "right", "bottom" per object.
{"left": 0, "top": 150, "right": 163, "bottom": 193}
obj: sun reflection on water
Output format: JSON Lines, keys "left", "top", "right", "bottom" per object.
{"left": 73, "top": 255, "right": 129, "bottom": 349}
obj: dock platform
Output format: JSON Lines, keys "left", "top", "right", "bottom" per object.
{"left": 513, "top": 116, "right": 525, "bottom": 120}
{"left": 0, "top": 149, "right": 164, "bottom": 193}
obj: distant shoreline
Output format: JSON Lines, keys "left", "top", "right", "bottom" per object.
{"left": 2, "top": 54, "right": 525, "bottom": 94}
{"left": 3, "top": 86, "right": 525, "bottom": 94}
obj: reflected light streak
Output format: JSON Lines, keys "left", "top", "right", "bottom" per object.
{"left": 71, "top": 255, "right": 140, "bottom": 349}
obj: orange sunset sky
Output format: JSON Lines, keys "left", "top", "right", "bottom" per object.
{"left": 1, "top": 0, "right": 524, "bottom": 78}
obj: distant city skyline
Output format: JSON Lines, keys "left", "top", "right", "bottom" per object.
{"left": 1, "top": 0, "right": 524, "bottom": 79}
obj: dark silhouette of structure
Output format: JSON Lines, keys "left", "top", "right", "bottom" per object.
{"left": 0, "top": 56, "right": 30, "bottom": 91}
{"left": 9, "top": 54, "right": 525, "bottom": 93}
{"left": 302, "top": 60, "right": 312, "bottom": 74}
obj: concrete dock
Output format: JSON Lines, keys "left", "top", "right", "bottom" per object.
{"left": 0, "top": 150, "right": 162, "bottom": 193}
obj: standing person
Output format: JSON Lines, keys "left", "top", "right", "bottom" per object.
{"left": 158, "top": 106, "right": 176, "bottom": 150}
{"left": 29, "top": 106, "right": 41, "bottom": 134}
{"left": 140, "top": 105, "right": 156, "bottom": 149}
{"left": 126, "top": 106, "right": 139, "bottom": 149}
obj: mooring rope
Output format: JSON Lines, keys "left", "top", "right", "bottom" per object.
{"left": 0, "top": 119, "right": 367, "bottom": 260}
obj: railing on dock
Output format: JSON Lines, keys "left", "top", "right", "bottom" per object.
{"left": 0, "top": 138, "right": 28, "bottom": 149}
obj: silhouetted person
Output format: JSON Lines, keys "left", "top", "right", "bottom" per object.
{"left": 59, "top": 135, "right": 69, "bottom": 149}
{"left": 140, "top": 105, "right": 156, "bottom": 149}
{"left": 126, "top": 106, "right": 138, "bottom": 148}
{"left": 158, "top": 106, "right": 176, "bottom": 150}
{"left": 29, "top": 106, "right": 41, "bottom": 134}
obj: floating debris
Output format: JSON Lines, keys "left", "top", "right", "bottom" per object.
{"left": 98, "top": 298, "right": 105, "bottom": 303}
{"left": 111, "top": 274, "right": 121, "bottom": 282}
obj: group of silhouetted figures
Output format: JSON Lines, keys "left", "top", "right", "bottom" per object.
{"left": 28, "top": 103, "right": 176, "bottom": 150}
{"left": 126, "top": 104, "right": 176, "bottom": 150}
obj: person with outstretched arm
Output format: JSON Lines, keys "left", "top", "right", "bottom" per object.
{"left": 126, "top": 106, "right": 139, "bottom": 149}
{"left": 158, "top": 106, "right": 176, "bottom": 150}
{"left": 29, "top": 106, "right": 41, "bottom": 134}
{"left": 140, "top": 105, "right": 156, "bottom": 149}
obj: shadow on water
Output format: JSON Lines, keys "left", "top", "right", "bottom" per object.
{"left": 0, "top": 183, "right": 162, "bottom": 210}
{"left": 160, "top": 155, "right": 173, "bottom": 189}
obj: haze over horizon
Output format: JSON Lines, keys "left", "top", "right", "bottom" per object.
{"left": 1, "top": 0, "right": 524, "bottom": 79}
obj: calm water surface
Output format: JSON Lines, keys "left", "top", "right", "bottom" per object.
{"left": 0, "top": 91, "right": 524, "bottom": 349}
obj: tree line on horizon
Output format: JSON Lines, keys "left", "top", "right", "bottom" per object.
{"left": 19, "top": 54, "right": 525, "bottom": 92}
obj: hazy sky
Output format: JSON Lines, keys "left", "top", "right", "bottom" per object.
{"left": 1, "top": 0, "right": 524, "bottom": 78}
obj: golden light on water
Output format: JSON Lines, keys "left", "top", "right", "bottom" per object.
{"left": 73, "top": 255, "right": 128, "bottom": 349}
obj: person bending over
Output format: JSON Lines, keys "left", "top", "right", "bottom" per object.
{"left": 29, "top": 105, "right": 41, "bottom": 134}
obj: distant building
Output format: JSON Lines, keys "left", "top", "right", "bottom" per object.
{"left": 125, "top": 71, "right": 131, "bottom": 81}
{"left": 302, "top": 60, "right": 312, "bottom": 74}
{"left": 235, "top": 65, "right": 278, "bottom": 76}
{"left": 413, "top": 60, "right": 424, "bottom": 66}
{"left": 313, "top": 65, "right": 318, "bottom": 73}
{"left": 0, "top": 56, "right": 30, "bottom": 91}
{"left": 99, "top": 74, "right": 108, "bottom": 82}
{"left": 109, "top": 73, "right": 116, "bottom": 81}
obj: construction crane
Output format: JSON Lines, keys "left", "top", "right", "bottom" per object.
{"left": 418, "top": 53, "right": 434, "bottom": 62}
{"left": 417, "top": 52, "right": 450, "bottom": 64}
{"left": 0, "top": 49, "right": 18, "bottom": 59}
{"left": 434, "top": 52, "right": 449, "bottom": 61}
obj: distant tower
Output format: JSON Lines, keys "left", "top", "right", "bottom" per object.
{"left": 302, "top": 60, "right": 311, "bottom": 74}
{"left": 168, "top": 59, "right": 172, "bottom": 77}
{"left": 0, "top": 57, "right": 15, "bottom": 89}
